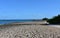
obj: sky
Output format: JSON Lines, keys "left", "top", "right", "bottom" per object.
{"left": 0, "top": 0, "right": 60, "bottom": 19}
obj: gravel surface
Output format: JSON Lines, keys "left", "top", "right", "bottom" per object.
{"left": 0, "top": 24, "right": 60, "bottom": 38}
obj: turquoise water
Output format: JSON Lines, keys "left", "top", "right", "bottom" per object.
{"left": 0, "top": 20, "right": 33, "bottom": 24}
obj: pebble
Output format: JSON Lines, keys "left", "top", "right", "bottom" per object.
{"left": 0, "top": 25, "right": 60, "bottom": 38}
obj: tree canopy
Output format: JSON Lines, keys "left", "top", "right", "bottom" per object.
{"left": 47, "top": 14, "right": 60, "bottom": 24}
{"left": 42, "top": 17, "right": 48, "bottom": 20}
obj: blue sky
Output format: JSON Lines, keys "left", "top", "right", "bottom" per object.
{"left": 0, "top": 0, "right": 60, "bottom": 19}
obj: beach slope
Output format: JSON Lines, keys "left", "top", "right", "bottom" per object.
{"left": 0, "top": 24, "right": 60, "bottom": 38}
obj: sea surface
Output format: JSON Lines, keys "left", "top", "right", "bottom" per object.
{"left": 0, "top": 20, "right": 34, "bottom": 24}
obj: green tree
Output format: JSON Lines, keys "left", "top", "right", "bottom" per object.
{"left": 47, "top": 14, "right": 60, "bottom": 24}
{"left": 42, "top": 17, "right": 48, "bottom": 20}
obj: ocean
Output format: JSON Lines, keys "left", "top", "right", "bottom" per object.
{"left": 0, "top": 20, "right": 34, "bottom": 24}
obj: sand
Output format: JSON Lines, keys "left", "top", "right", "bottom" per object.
{"left": 0, "top": 24, "right": 60, "bottom": 38}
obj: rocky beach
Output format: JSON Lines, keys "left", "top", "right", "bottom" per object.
{"left": 0, "top": 24, "right": 60, "bottom": 38}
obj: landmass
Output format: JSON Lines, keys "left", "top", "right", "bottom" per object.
{"left": 0, "top": 24, "right": 60, "bottom": 38}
